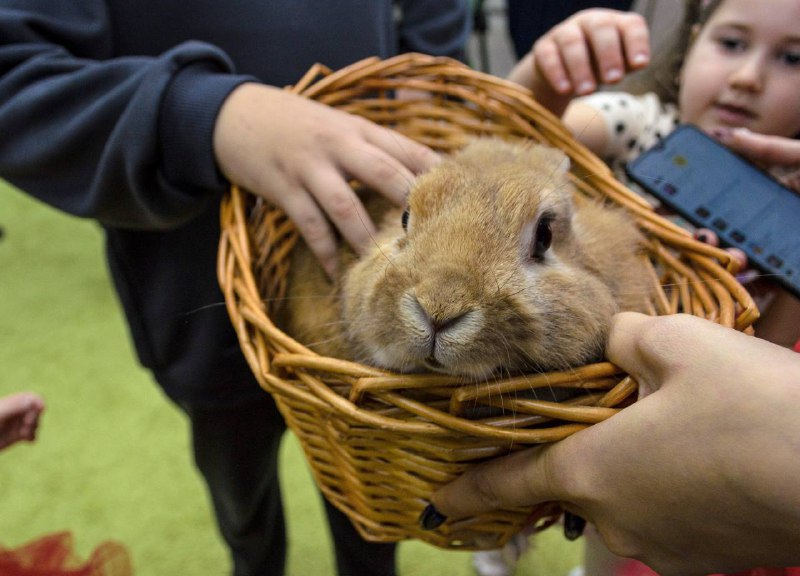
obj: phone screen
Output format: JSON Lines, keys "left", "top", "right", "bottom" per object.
{"left": 625, "top": 124, "right": 800, "bottom": 298}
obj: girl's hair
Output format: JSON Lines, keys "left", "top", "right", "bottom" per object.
{"left": 622, "top": 0, "right": 724, "bottom": 102}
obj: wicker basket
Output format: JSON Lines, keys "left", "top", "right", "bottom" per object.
{"left": 218, "top": 53, "right": 757, "bottom": 550}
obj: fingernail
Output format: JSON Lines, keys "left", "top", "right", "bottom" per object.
{"left": 418, "top": 503, "right": 447, "bottom": 530}
{"left": 732, "top": 127, "right": 751, "bottom": 136}
{"left": 556, "top": 79, "right": 571, "bottom": 93}
{"left": 563, "top": 512, "right": 586, "bottom": 541}
{"left": 631, "top": 53, "right": 649, "bottom": 66}
{"left": 576, "top": 81, "right": 595, "bottom": 95}
{"left": 709, "top": 127, "right": 732, "bottom": 142}
{"left": 605, "top": 68, "right": 623, "bottom": 83}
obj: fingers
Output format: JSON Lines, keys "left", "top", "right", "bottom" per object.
{"left": 318, "top": 124, "right": 437, "bottom": 257}
{"left": 341, "top": 139, "right": 419, "bottom": 207}
{"left": 0, "top": 392, "right": 44, "bottom": 420}
{"left": 605, "top": 312, "right": 680, "bottom": 397}
{"left": 694, "top": 228, "right": 749, "bottom": 271}
{"left": 429, "top": 444, "right": 562, "bottom": 522}
{"left": 362, "top": 124, "right": 440, "bottom": 182}
{"left": 214, "top": 82, "right": 440, "bottom": 274}
{"left": 715, "top": 128, "right": 800, "bottom": 193}
{"left": 714, "top": 127, "right": 800, "bottom": 166}
{"left": 534, "top": 9, "right": 649, "bottom": 96}
{"left": 617, "top": 12, "right": 650, "bottom": 71}
{"left": 277, "top": 177, "right": 340, "bottom": 278}
{"left": 281, "top": 130, "right": 433, "bottom": 273}
{"left": 694, "top": 227, "right": 719, "bottom": 246}
{"left": 584, "top": 17, "right": 626, "bottom": 85}
{"left": 777, "top": 169, "right": 800, "bottom": 193}
{"left": 301, "top": 165, "right": 376, "bottom": 258}
{"left": 0, "top": 392, "right": 45, "bottom": 449}
{"left": 605, "top": 312, "right": 737, "bottom": 398}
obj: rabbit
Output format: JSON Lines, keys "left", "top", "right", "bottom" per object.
{"left": 277, "top": 138, "right": 652, "bottom": 379}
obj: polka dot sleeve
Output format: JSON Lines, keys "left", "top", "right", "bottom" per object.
{"left": 576, "top": 92, "right": 679, "bottom": 170}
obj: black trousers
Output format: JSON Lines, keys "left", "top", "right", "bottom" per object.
{"left": 181, "top": 394, "right": 397, "bottom": 576}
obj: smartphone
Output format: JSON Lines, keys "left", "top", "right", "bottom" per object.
{"left": 625, "top": 124, "right": 800, "bottom": 299}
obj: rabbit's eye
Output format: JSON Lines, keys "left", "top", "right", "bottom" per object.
{"left": 401, "top": 208, "right": 410, "bottom": 231}
{"left": 531, "top": 214, "right": 553, "bottom": 262}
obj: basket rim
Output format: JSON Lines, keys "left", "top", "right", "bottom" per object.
{"left": 216, "top": 52, "right": 760, "bottom": 549}
{"left": 218, "top": 52, "right": 759, "bottom": 437}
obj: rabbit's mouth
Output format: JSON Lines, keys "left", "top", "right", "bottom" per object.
{"left": 421, "top": 356, "right": 448, "bottom": 373}
{"left": 420, "top": 355, "right": 500, "bottom": 380}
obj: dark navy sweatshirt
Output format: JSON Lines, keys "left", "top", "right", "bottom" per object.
{"left": 0, "top": 0, "right": 470, "bottom": 406}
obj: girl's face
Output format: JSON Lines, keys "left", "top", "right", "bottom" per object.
{"left": 678, "top": 0, "right": 800, "bottom": 137}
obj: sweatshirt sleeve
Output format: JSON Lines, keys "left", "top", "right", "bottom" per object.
{"left": 0, "top": 2, "right": 253, "bottom": 229}
{"left": 397, "top": 0, "right": 471, "bottom": 61}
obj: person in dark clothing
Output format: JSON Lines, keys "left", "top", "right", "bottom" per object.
{"left": 0, "top": 2, "right": 470, "bottom": 575}
{"left": 506, "top": 0, "right": 634, "bottom": 59}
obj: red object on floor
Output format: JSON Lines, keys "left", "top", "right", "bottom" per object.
{"left": 0, "top": 532, "right": 132, "bottom": 576}
{"left": 793, "top": 338, "right": 800, "bottom": 353}
{"left": 618, "top": 560, "right": 800, "bottom": 576}
{"left": 712, "top": 570, "right": 800, "bottom": 576}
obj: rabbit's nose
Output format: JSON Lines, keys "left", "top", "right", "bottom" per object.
{"left": 429, "top": 310, "right": 468, "bottom": 334}
{"left": 411, "top": 294, "right": 473, "bottom": 337}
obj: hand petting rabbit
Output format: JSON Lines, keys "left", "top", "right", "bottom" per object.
{"left": 279, "top": 138, "right": 652, "bottom": 378}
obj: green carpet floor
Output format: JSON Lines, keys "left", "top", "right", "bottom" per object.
{"left": 0, "top": 181, "right": 583, "bottom": 575}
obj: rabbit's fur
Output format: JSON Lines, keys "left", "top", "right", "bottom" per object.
{"left": 279, "top": 138, "right": 651, "bottom": 379}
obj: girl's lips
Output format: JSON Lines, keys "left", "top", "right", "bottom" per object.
{"left": 713, "top": 103, "right": 756, "bottom": 125}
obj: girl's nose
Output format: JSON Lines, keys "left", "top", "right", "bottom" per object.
{"left": 729, "top": 53, "right": 765, "bottom": 92}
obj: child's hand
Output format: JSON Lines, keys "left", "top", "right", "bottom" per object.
{"left": 508, "top": 9, "right": 650, "bottom": 116}
{"left": 213, "top": 82, "right": 440, "bottom": 278}
{"left": 693, "top": 228, "right": 749, "bottom": 273}
{"left": 0, "top": 392, "right": 44, "bottom": 451}
{"left": 713, "top": 127, "right": 800, "bottom": 192}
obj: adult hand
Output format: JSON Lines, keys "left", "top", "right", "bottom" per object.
{"left": 508, "top": 9, "right": 650, "bottom": 116}
{"left": 427, "top": 312, "right": 800, "bottom": 575}
{"left": 213, "top": 82, "right": 440, "bottom": 277}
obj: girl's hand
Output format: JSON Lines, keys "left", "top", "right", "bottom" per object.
{"left": 713, "top": 127, "right": 800, "bottom": 192}
{"left": 508, "top": 9, "right": 650, "bottom": 116}
{"left": 213, "top": 83, "right": 440, "bottom": 278}
{"left": 693, "top": 228, "right": 749, "bottom": 273}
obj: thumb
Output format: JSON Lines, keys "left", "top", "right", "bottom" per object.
{"left": 427, "top": 443, "right": 564, "bottom": 524}
{"left": 605, "top": 311, "right": 681, "bottom": 398}
{"left": 606, "top": 312, "right": 737, "bottom": 399}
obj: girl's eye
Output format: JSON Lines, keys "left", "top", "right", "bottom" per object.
{"left": 530, "top": 214, "right": 553, "bottom": 262}
{"left": 719, "top": 37, "right": 745, "bottom": 52}
{"left": 401, "top": 208, "right": 410, "bottom": 231}
{"left": 779, "top": 50, "right": 800, "bottom": 67}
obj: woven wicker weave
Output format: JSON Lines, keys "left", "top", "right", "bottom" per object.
{"left": 217, "top": 53, "right": 757, "bottom": 550}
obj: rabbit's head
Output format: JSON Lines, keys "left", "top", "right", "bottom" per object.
{"left": 341, "top": 139, "right": 649, "bottom": 379}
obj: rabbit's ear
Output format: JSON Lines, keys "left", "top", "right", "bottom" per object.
{"left": 556, "top": 154, "right": 571, "bottom": 174}
{"left": 526, "top": 145, "right": 571, "bottom": 175}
